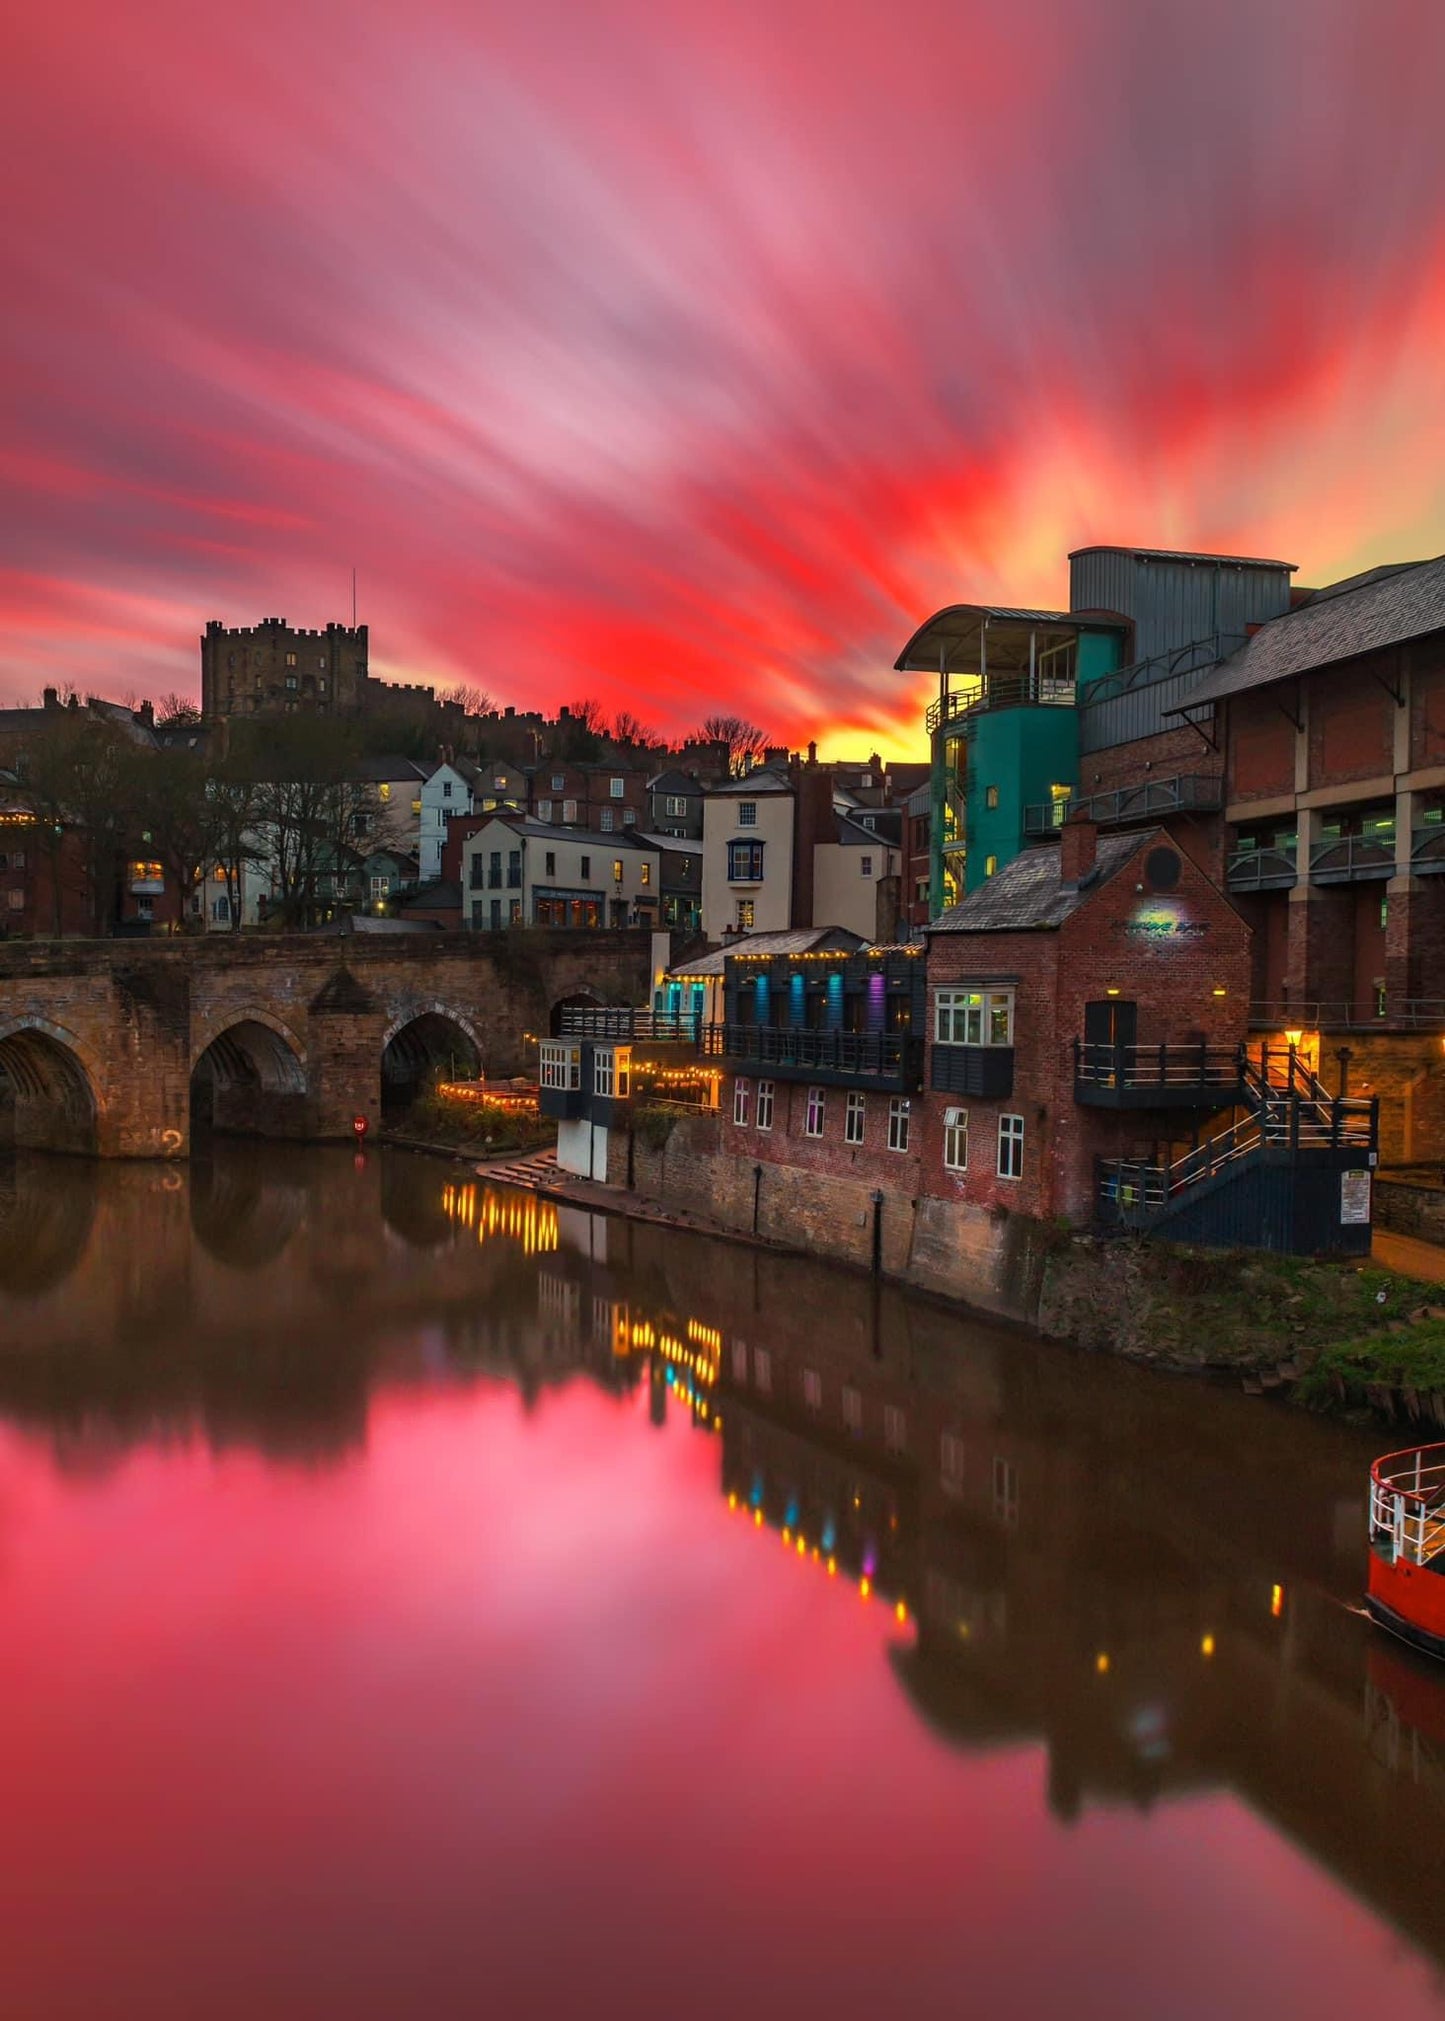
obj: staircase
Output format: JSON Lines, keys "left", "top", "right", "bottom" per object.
{"left": 1096, "top": 1043, "right": 1377, "bottom": 1252}
{"left": 478, "top": 1148, "right": 560, "bottom": 1190}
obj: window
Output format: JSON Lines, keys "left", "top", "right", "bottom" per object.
{"left": 490, "top": 899, "right": 502, "bottom": 930}
{"left": 507, "top": 850, "right": 522, "bottom": 888}
{"left": 997, "top": 1113, "right": 1024, "bottom": 1180}
{"left": 804, "top": 1087, "right": 826, "bottom": 1137}
{"left": 580, "top": 855, "right": 591, "bottom": 880}
{"left": 539, "top": 1042, "right": 582, "bottom": 1091}
{"left": 211, "top": 896, "right": 230, "bottom": 922}
{"left": 845, "top": 1092, "right": 865, "bottom": 1144}
{"left": 993, "top": 1457, "right": 1019, "bottom": 1527}
{"left": 510, "top": 899, "right": 522, "bottom": 925}
{"left": 985, "top": 785, "right": 999, "bottom": 810}
{"left": 941, "top": 1432, "right": 966, "bottom": 1495}
{"left": 622, "top": 808, "right": 636, "bottom": 826}
{"left": 943, "top": 1107, "right": 968, "bottom": 1171}
{"left": 860, "top": 855, "right": 873, "bottom": 877}
{"left": 6, "top": 890, "right": 23, "bottom": 912}
{"left": 318, "top": 655, "right": 327, "bottom": 670}
{"left": 470, "top": 900, "right": 484, "bottom": 928}
{"left": 9, "top": 852, "right": 22, "bottom": 870}
{"left": 733, "top": 1078, "right": 751, "bottom": 1126}
{"left": 755, "top": 1079, "right": 774, "bottom": 1130}
{"left": 593, "top": 1048, "right": 631, "bottom": 1099}
{"left": 728, "top": 840, "right": 765, "bottom": 882}
{"left": 984, "top": 855, "right": 997, "bottom": 876}
{"left": 370, "top": 875, "right": 389, "bottom": 902}
{"left": 640, "top": 864, "right": 651, "bottom": 886}
{"left": 888, "top": 1097, "right": 911, "bottom": 1153}
{"left": 544, "top": 850, "right": 556, "bottom": 877}
{"left": 488, "top": 850, "right": 502, "bottom": 889}
{"left": 612, "top": 859, "right": 624, "bottom": 883}
{"left": 754, "top": 1348, "right": 772, "bottom": 1394}
{"left": 563, "top": 800, "right": 578, "bottom": 823}
{"left": 600, "top": 808, "right": 615, "bottom": 831}
{"left": 285, "top": 674, "right": 298, "bottom": 691}
{"left": 731, "top": 1341, "right": 748, "bottom": 1384}
{"left": 842, "top": 1385, "right": 862, "bottom": 1432}
{"left": 285, "top": 651, "right": 297, "bottom": 667}
{"left": 666, "top": 795, "right": 688, "bottom": 818}
{"left": 552, "top": 774, "right": 565, "bottom": 791}
{"left": 537, "top": 800, "right": 552, "bottom": 823}
{"left": 610, "top": 777, "right": 625, "bottom": 798}
{"left": 934, "top": 988, "right": 1014, "bottom": 1046}
{"left": 802, "top": 1369, "right": 822, "bottom": 1414}
{"left": 492, "top": 775, "right": 507, "bottom": 791}
{"left": 735, "top": 899, "right": 754, "bottom": 929}
{"left": 442, "top": 780, "right": 453, "bottom": 799}
{"left": 737, "top": 801, "right": 758, "bottom": 826}
{"left": 884, "top": 1405, "right": 907, "bottom": 1453}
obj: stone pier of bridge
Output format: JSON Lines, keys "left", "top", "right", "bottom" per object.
{"left": 0, "top": 930, "right": 656, "bottom": 1157}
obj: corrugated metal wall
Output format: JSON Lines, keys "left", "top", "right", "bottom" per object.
{"left": 1069, "top": 550, "right": 1293, "bottom": 662}
{"left": 1078, "top": 675, "right": 1215, "bottom": 754}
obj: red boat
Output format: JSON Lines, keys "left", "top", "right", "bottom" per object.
{"left": 1368, "top": 1443, "right": 1445, "bottom": 1661}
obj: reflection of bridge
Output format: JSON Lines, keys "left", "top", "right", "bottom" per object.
{"left": 0, "top": 930, "right": 649, "bottom": 1155}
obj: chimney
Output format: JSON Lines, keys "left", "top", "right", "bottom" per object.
{"left": 868, "top": 750, "right": 881, "bottom": 771}
{"left": 1060, "top": 813, "right": 1098, "bottom": 884}
{"left": 807, "top": 740, "right": 818, "bottom": 767}
{"left": 42, "top": 686, "right": 58, "bottom": 710}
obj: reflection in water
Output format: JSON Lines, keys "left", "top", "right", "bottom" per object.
{"left": 0, "top": 1145, "right": 1443, "bottom": 2017}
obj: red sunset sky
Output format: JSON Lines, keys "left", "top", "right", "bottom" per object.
{"left": 4, "top": 0, "right": 1445, "bottom": 756}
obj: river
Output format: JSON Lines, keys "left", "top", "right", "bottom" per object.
{"left": 0, "top": 1142, "right": 1442, "bottom": 2019}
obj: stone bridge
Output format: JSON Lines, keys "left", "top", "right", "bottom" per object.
{"left": 0, "top": 930, "right": 655, "bottom": 1156}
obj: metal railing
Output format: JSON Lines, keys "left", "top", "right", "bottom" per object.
{"left": 1309, "top": 833, "right": 1396, "bottom": 882}
{"left": 557, "top": 1007, "right": 702, "bottom": 1042}
{"left": 926, "top": 671, "right": 1075, "bottom": 737}
{"left": 1226, "top": 844, "right": 1298, "bottom": 890}
{"left": 1074, "top": 1039, "right": 1243, "bottom": 1091}
{"left": 1371, "top": 1445, "right": 1445, "bottom": 1568}
{"left": 702, "top": 1023, "right": 918, "bottom": 1077}
{"left": 1026, "top": 775, "right": 1223, "bottom": 836}
{"left": 1411, "top": 825, "right": 1445, "bottom": 873}
{"left": 1248, "top": 999, "right": 1392, "bottom": 1030}
{"left": 1081, "top": 631, "right": 1248, "bottom": 706}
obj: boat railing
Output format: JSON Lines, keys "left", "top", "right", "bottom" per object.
{"left": 1370, "top": 1444, "right": 1445, "bottom": 1567}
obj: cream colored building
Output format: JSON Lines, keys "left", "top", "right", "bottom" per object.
{"left": 700, "top": 769, "right": 796, "bottom": 937}
{"left": 812, "top": 814, "right": 902, "bottom": 941}
{"left": 460, "top": 817, "right": 659, "bottom": 929}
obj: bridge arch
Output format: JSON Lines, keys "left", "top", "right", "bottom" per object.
{"left": 549, "top": 989, "right": 604, "bottom": 1037}
{"left": 0, "top": 1017, "right": 101, "bottom": 1155}
{"left": 381, "top": 1004, "right": 482, "bottom": 1114}
{"left": 190, "top": 1013, "right": 309, "bottom": 1138}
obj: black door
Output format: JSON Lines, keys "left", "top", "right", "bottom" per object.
{"left": 1083, "top": 999, "right": 1137, "bottom": 1085}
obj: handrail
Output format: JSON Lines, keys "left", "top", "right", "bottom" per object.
{"left": 1027, "top": 775, "right": 1223, "bottom": 835}
{"left": 703, "top": 1023, "right": 918, "bottom": 1076}
{"left": 1074, "top": 1039, "right": 1242, "bottom": 1089}
{"left": 1370, "top": 1445, "right": 1445, "bottom": 1569}
{"left": 1078, "top": 630, "right": 1248, "bottom": 707}
{"left": 926, "top": 671, "right": 1075, "bottom": 736}
{"left": 1308, "top": 833, "right": 1396, "bottom": 881}
{"left": 1225, "top": 845, "right": 1298, "bottom": 889}
{"left": 558, "top": 1008, "right": 701, "bottom": 1041}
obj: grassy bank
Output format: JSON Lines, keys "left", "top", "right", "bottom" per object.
{"left": 383, "top": 1089, "right": 554, "bottom": 1160}
{"left": 1041, "top": 1235, "right": 1445, "bottom": 1421}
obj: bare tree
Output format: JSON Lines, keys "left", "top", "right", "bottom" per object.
{"left": 155, "top": 692, "right": 204, "bottom": 728}
{"left": 611, "top": 709, "right": 659, "bottom": 748}
{"left": 694, "top": 715, "right": 770, "bottom": 776}
{"left": 439, "top": 683, "right": 494, "bottom": 717}
{"left": 14, "top": 715, "right": 139, "bottom": 935}
{"left": 564, "top": 697, "right": 608, "bottom": 734}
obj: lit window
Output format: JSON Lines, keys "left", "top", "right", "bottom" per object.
{"left": 593, "top": 1047, "right": 630, "bottom": 1099}
{"left": 984, "top": 854, "right": 998, "bottom": 876}
{"left": 285, "top": 651, "right": 297, "bottom": 667}
{"left": 737, "top": 801, "right": 758, "bottom": 827}
{"left": 612, "top": 859, "right": 623, "bottom": 882}
{"left": 888, "top": 1097, "right": 910, "bottom": 1153}
{"left": 735, "top": 899, "right": 754, "bottom": 929}
{"left": 640, "top": 864, "right": 650, "bottom": 886}
{"left": 935, "top": 988, "right": 1013, "bottom": 1046}
{"left": 733, "top": 1078, "right": 751, "bottom": 1126}
{"left": 943, "top": 1107, "right": 968, "bottom": 1171}
{"left": 318, "top": 655, "right": 327, "bottom": 670}
{"left": 845, "top": 1091, "right": 865, "bottom": 1145}
{"left": 997, "top": 1113, "right": 1024, "bottom": 1180}
{"left": 755, "top": 1079, "right": 774, "bottom": 1130}
{"left": 378, "top": 782, "right": 391, "bottom": 802}
{"left": 985, "top": 785, "right": 999, "bottom": 810}
{"left": 727, "top": 840, "right": 765, "bottom": 882}
{"left": 539, "top": 1042, "right": 582, "bottom": 1091}
{"left": 804, "top": 1086, "right": 826, "bottom": 1137}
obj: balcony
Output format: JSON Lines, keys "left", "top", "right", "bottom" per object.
{"left": 1309, "top": 832, "right": 1395, "bottom": 884}
{"left": 1023, "top": 775, "right": 1223, "bottom": 837}
{"left": 930, "top": 1044, "right": 1014, "bottom": 1099}
{"left": 1074, "top": 1040, "right": 1244, "bottom": 1109}
{"left": 703, "top": 1024, "right": 923, "bottom": 1091}
{"left": 1411, "top": 824, "right": 1445, "bottom": 874}
{"left": 558, "top": 1008, "right": 701, "bottom": 1043}
{"left": 1226, "top": 843, "right": 1298, "bottom": 892}
{"left": 926, "top": 669, "right": 1075, "bottom": 738}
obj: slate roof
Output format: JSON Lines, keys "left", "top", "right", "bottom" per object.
{"left": 706, "top": 766, "right": 793, "bottom": 796}
{"left": 1172, "top": 554, "right": 1445, "bottom": 711}
{"left": 927, "top": 832, "right": 1150, "bottom": 933}
{"left": 668, "top": 927, "right": 865, "bottom": 977}
{"left": 646, "top": 769, "right": 699, "bottom": 795}
{"left": 636, "top": 832, "right": 703, "bottom": 855}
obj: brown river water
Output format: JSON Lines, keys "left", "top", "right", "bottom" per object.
{"left": 0, "top": 1141, "right": 1442, "bottom": 2020}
